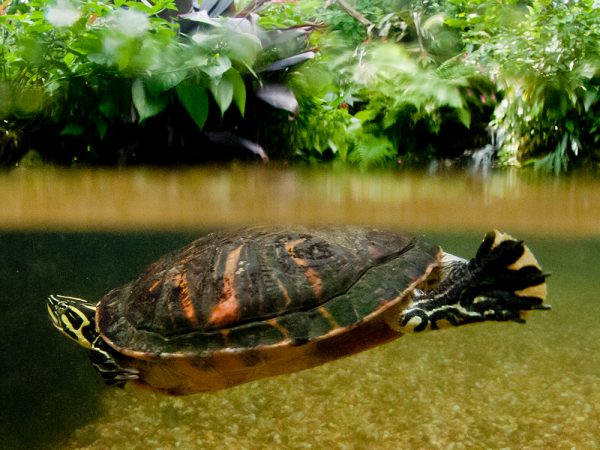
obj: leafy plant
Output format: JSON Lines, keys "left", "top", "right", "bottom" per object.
{"left": 450, "top": 0, "right": 600, "bottom": 173}
{"left": 0, "top": 0, "right": 315, "bottom": 165}
{"left": 270, "top": 0, "right": 474, "bottom": 170}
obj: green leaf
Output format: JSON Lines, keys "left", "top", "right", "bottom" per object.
{"left": 131, "top": 79, "right": 169, "bottom": 121}
{"left": 227, "top": 32, "right": 262, "bottom": 67}
{"left": 223, "top": 69, "right": 246, "bottom": 116}
{"left": 354, "top": 109, "right": 377, "bottom": 123}
{"left": 146, "top": 69, "right": 188, "bottom": 93}
{"left": 565, "top": 120, "right": 574, "bottom": 133}
{"left": 349, "top": 134, "right": 395, "bottom": 170}
{"left": 457, "top": 108, "right": 471, "bottom": 128}
{"left": 202, "top": 55, "right": 232, "bottom": 78}
{"left": 209, "top": 76, "right": 233, "bottom": 117}
{"left": 176, "top": 83, "right": 209, "bottom": 130}
{"left": 60, "top": 123, "right": 85, "bottom": 136}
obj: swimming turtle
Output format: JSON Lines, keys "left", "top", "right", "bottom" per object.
{"left": 47, "top": 227, "right": 548, "bottom": 395}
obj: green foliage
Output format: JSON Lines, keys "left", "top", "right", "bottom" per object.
{"left": 348, "top": 43, "right": 469, "bottom": 168}
{"left": 449, "top": 0, "right": 600, "bottom": 173}
{"left": 276, "top": 1, "right": 474, "bottom": 170}
{"left": 3, "top": 0, "right": 599, "bottom": 172}
{"left": 0, "top": 0, "right": 310, "bottom": 165}
{"left": 289, "top": 0, "right": 600, "bottom": 173}
{"left": 257, "top": 0, "right": 321, "bottom": 29}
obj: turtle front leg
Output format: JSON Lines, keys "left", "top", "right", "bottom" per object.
{"left": 397, "top": 230, "right": 549, "bottom": 333}
{"left": 89, "top": 336, "right": 140, "bottom": 387}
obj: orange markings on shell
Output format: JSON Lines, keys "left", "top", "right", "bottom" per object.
{"left": 274, "top": 277, "right": 292, "bottom": 307}
{"left": 267, "top": 318, "right": 290, "bottom": 340}
{"left": 305, "top": 267, "right": 323, "bottom": 298}
{"left": 208, "top": 245, "right": 243, "bottom": 327}
{"left": 285, "top": 239, "right": 323, "bottom": 299}
{"left": 148, "top": 279, "right": 161, "bottom": 293}
{"left": 174, "top": 272, "right": 197, "bottom": 326}
{"left": 318, "top": 306, "right": 339, "bottom": 329}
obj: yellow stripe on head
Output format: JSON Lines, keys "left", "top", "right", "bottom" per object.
{"left": 47, "top": 294, "right": 97, "bottom": 349}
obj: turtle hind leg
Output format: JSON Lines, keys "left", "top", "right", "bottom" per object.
{"left": 89, "top": 337, "right": 140, "bottom": 387}
{"left": 398, "top": 230, "right": 549, "bottom": 333}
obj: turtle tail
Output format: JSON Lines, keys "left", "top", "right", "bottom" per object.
{"left": 397, "top": 230, "right": 548, "bottom": 333}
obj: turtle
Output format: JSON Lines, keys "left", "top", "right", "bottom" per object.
{"left": 47, "top": 226, "right": 548, "bottom": 395}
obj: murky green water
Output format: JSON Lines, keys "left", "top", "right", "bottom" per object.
{"left": 1, "top": 168, "right": 599, "bottom": 449}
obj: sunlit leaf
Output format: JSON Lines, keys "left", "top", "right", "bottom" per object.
{"left": 226, "top": 32, "right": 263, "bottom": 67}
{"left": 209, "top": 76, "right": 233, "bottom": 116}
{"left": 223, "top": 69, "right": 246, "bottom": 116}
{"left": 146, "top": 69, "right": 188, "bottom": 93}
{"left": 45, "top": 0, "right": 81, "bottom": 27}
{"left": 202, "top": 55, "right": 232, "bottom": 78}
{"left": 457, "top": 108, "right": 471, "bottom": 128}
{"left": 181, "top": 10, "right": 222, "bottom": 27}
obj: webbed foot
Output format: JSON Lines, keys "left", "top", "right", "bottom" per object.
{"left": 90, "top": 337, "right": 139, "bottom": 388}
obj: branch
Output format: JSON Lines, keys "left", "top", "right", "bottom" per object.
{"left": 335, "top": 0, "right": 374, "bottom": 28}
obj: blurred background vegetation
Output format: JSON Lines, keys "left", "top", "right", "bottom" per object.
{"left": 1, "top": 0, "right": 599, "bottom": 172}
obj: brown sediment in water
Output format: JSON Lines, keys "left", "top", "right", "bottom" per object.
{"left": 0, "top": 167, "right": 599, "bottom": 235}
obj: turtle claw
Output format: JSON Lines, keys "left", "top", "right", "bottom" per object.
{"left": 109, "top": 368, "right": 140, "bottom": 380}
{"left": 99, "top": 368, "right": 140, "bottom": 387}
{"left": 531, "top": 303, "right": 552, "bottom": 311}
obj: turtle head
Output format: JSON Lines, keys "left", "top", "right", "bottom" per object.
{"left": 47, "top": 294, "right": 98, "bottom": 349}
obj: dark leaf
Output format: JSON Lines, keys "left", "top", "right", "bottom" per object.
{"left": 199, "top": 0, "right": 234, "bottom": 17}
{"left": 257, "top": 51, "right": 315, "bottom": 73}
{"left": 205, "top": 131, "right": 269, "bottom": 161}
{"left": 255, "top": 84, "right": 299, "bottom": 115}
{"left": 179, "top": 10, "right": 221, "bottom": 26}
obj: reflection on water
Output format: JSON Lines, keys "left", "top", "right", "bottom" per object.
{"left": 1, "top": 230, "right": 599, "bottom": 449}
{"left": 1, "top": 167, "right": 600, "bottom": 235}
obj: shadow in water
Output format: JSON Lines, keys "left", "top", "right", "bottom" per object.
{"left": 0, "top": 232, "right": 197, "bottom": 449}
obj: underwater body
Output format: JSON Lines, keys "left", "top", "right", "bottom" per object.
{"left": 1, "top": 168, "right": 599, "bottom": 449}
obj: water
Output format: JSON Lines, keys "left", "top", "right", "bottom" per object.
{"left": 1, "top": 168, "right": 599, "bottom": 449}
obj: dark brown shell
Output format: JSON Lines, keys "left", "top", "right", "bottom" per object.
{"left": 96, "top": 226, "right": 441, "bottom": 358}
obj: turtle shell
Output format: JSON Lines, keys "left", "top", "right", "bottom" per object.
{"left": 97, "top": 227, "right": 441, "bottom": 359}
